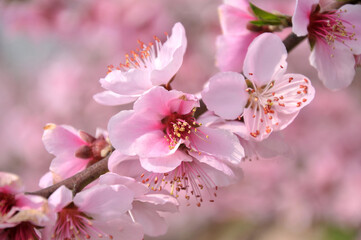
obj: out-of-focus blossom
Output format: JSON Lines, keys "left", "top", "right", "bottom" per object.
{"left": 93, "top": 22, "right": 187, "bottom": 106}
{"left": 108, "top": 86, "right": 244, "bottom": 205}
{"left": 203, "top": 33, "right": 315, "bottom": 141}
{"left": 292, "top": 0, "right": 361, "bottom": 90}
{"left": 216, "top": 0, "right": 260, "bottom": 72}
{"left": 40, "top": 124, "right": 111, "bottom": 187}
{"left": 0, "top": 172, "right": 50, "bottom": 239}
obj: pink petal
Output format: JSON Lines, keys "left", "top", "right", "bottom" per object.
{"left": 216, "top": 33, "right": 259, "bottom": 72}
{"left": 339, "top": 4, "right": 361, "bottom": 54}
{"left": 219, "top": 4, "right": 255, "bottom": 35}
{"left": 151, "top": 22, "right": 187, "bottom": 86}
{"left": 224, "top": 0, "right": 250, "bottom": 9}
{"left": 49, "top": 154, "right": 88, "bottom": 179}
{"left": 93, "top": 90, "right": 139, "bottom": 106}
{"left": 243, "top": 33, "right": 288, "bottom": 87}
{"left": 74, "top": 184, "right": 134, "bottom": 219}
{"left": 91, "top": 217, "right": 144, "bottom": 240}
{"left": 48, "top": 185, "right": 73, "bottom": 212}
{"left": 243, "top": 106, "right": 299, "bottom": 141}
{"left": 197, "top": 161, "right": 242, "bottom": 187}
{"left": 167, "top": 94, "right": 199, "bottom": 115}
{"left": 190, "top": 127, "right": 244, "bottom": 164}
{"left": 133, "top": 86, "right": 186, "bottom": 118}
{"left": 108, "top": 151, "right": 144, "bottom": 178}
{"left": 0, "top": 172, "right": 23, "bottom": 193}
{"left": 190, "top": 152, "right": 235, "bottom": 177}
{"left": 292, "top": 0, "right": 319, "bottom": 36}
{"left": 135, "top": 194, "right": 179, "bottom": 212}
{"left": 140, "top": 150, "right": 192, "bottom": 173}
{"left": 42, "top": 124, "right": 85, "bottom": 156}
{"left": 108, "top": 110, "right": 160, "bottom": 156}
{"left": 271, "top": 73, "right": 315, "bottom": 114}
{"left": 135, "top": 130, "right": 178, "bottom": 158}
{"left": 131, "top": 202, "right": 168, "bottom": 237}
{"left": 310, "top": 39, "right": 356, "bottom": 90}
{"left": 202, "top": 71, "right": 248, "bottom": 120}
{"left": 39, "top": 171, "right": 55, "bottom": 188}
{"left": 98, "top": 172, "right": 149, "bottom": 198}
{"left": 100, "top": 69, "right": 152, "bottom": 95}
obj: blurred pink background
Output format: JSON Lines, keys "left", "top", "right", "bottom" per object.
{"left": 1, "top": 0, "right": 361, "bottom": 239}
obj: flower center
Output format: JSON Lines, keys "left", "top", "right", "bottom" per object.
{"left": 308, "top": 8, "right": 356, "bottom": 52}
{"left": 76, "top": 132, "right": 112, "bottom": 165}
{"left": 0, "top": 221, "right": 40, "bottom": 240}
{"left": 0, "top": 192, "right": 16, "bottom": 216}
{"left": 140, "top": 161, "right": 217, "bottom": 207}
{"left": 162, "top": 109, "right": 204, "bottom": 150}
{"left": 53, "top": 204, "right": 113, "bottom": 240}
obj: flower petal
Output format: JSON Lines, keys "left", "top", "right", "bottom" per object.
{"left": 338, "top": 4, "right": 361, "bottom": 54}
{"left": 42, "top": 124, "right": 85, "bottom": 156}
{"left": 93, "top": 91, "right": 139, "bottom": 106}
{"left": 219, "top": 4, "right": 255, "bottom": 35}
{"left": 98, "top": 172, "right": 149, "bottom": 198}
{"left": 48, "top": 185, "right": 73, "bottom": 212}
{"left": 190, "top": 126, "right": 244, "bottom": 164}
{"left": 271, "top": 73, "right": 315, "bottom": 114}
{"left": 131, "top": 202, "right": 168, "bottom": 237}
{"left": 108, "top": 151, "right": 144, "bottom": 178}
{"left": 243, "top": 33, "right": 288, "bottom": 87}
{"left": 292, "top": 0, "right": 319, "bottom": 36}
{"left": 310, "top": 39, "right": 356, "bottom": 90}
{"left": 202, "top": 71, "right": 248, "bottom": 120}
{"left": 216, "top": 33, "right": 259, "bottom": 72}
{"left": 151, "top": 22, "right": 187, "bottom": 86}
{"left": 74, "top": 184, "right": 134, "bottom": 219}
{"left": 100, "top": 69, "right": 152, "bottom": 95}
{"left": 135, "top": 194, "right": 179, "bottom": 213}
{"left": 140, "top": 150, "right": 192, "bottom": 173}
{"left": 108, "top": 110, "right": 160, "bottom": 156}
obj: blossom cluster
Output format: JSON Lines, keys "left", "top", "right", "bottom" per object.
{"left": 1, "top": 0, "right": 360, "bottom": 239}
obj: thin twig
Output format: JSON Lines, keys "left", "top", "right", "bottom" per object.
{"left": 26, "top": 155, "right": 109, "bottom": 198}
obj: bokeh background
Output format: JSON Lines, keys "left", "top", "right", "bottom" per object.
{"left": 1, "top": 0, "right": 361, "bottom": 239}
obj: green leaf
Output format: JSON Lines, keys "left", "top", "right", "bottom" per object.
{"left": 250, "top": 3, "right": 282, "bottom": 22}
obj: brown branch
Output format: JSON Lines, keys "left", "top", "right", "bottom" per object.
{"left": 283, "top": 33, "right": 306, "bottom": 53}
{"left": 27, "top": 156, "right": 109, "bottom": 198}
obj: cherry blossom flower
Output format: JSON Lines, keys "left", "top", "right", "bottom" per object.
{"left": 292, "top": 0, "right": 361, "bottom": 89}
{"left": 40, "top": 124, "right": 111, "bottom": 187}
{"left": 42, "top": 183, "right": 139, "bottom": 240}
{"left": 0, "top": 172, "right": 51, "bottom": 240}
{"left": 202, "top": 33, "right": 315, "bottom": 141}
{"left": 108, "top": 86, "right": 244, "bottom": 205}
{"left": 216, "top": 0, "right": 260, "bottom": 72}
{"left": 98, "top": 173, "right": 179, "bottom": 237}
{"left": 93, "top": 22, "right": 187, "bottom": 106}
{"left": 197, "top": 111, "right": 292, "bottom": 161}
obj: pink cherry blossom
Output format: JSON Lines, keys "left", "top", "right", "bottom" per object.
{"left": 40, "top": 124, "right": 111, "bottom": 187}
{"left": 0, "top": 172, "right": 51, "bottom": 240}
{"left": 93, "top": 22, "right": 187, "bottom": 106}
{"left": 202, "top": 33, "right": 315, "bottom": 141}
{"left": 216, "top": 0, "right": 260, "bottom": 72}
{"left": 43, "top": 182, "right": 139, "bottom": 240}
{"left": 292, "top": 0, "right": 361, "bottom": 89}
{"left": 197, "top": 111, "right": 292, "bottom": 161}
{"left": 108, "top": 86, "right": 244, "bottom": 205}
{"left": 98, "top": 173, "right": 179, "bottom": 237}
